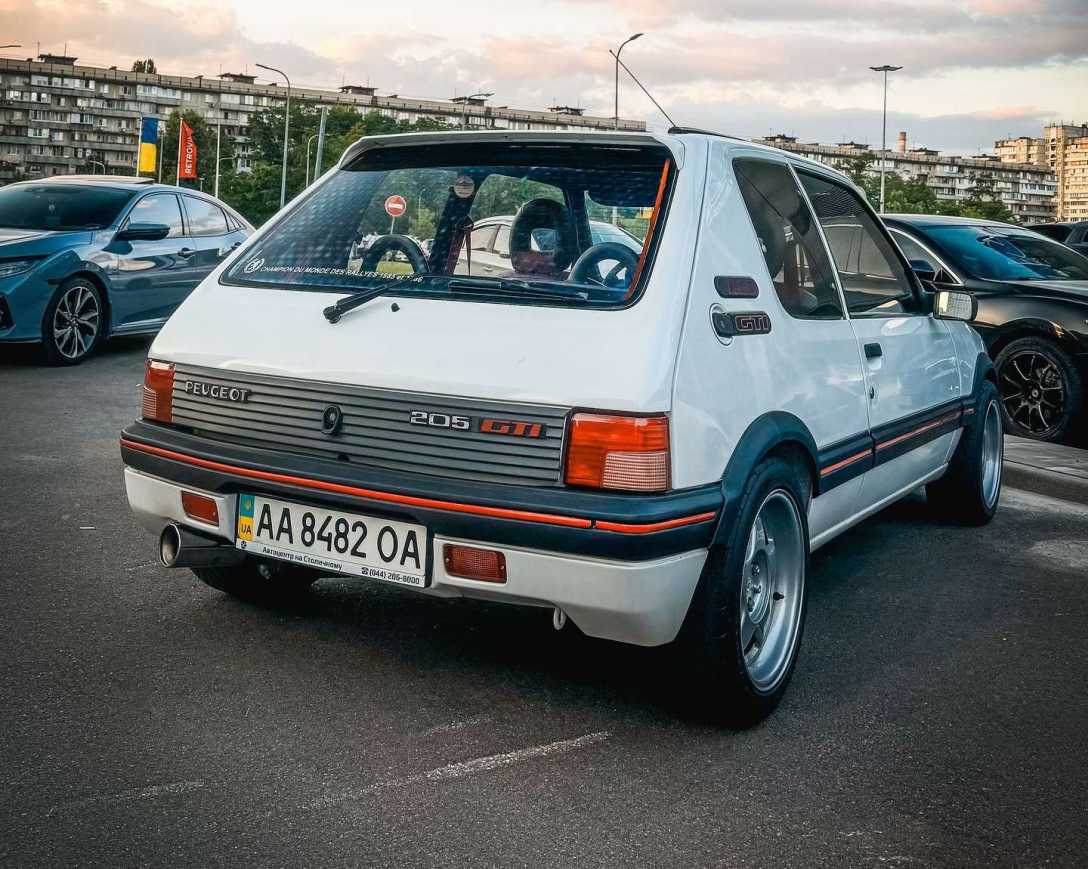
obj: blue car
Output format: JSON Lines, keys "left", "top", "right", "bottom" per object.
{"left": 0, "top": 177, "right": 251, "bottom": 364}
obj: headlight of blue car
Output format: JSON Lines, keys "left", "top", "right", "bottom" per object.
{"left": 0, "top": 258, "right": 41, "bottom": 278}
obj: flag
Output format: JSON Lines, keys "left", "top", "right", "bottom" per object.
{"left": 178, "top": 120, "right": 197, "bottom": 180}
{"left": 137, "top": 117, "right": 159, "bottom": 173}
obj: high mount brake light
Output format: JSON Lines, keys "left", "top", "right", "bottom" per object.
{"left": 142, "top": 359, "right": 174, "bottom": 423}
{"left": 564, "top": 413, "right": 669, "bottom": 492}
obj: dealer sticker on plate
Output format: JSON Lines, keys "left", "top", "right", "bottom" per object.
{"left": 236, "top": 494, "right": 428, "bottom": 587}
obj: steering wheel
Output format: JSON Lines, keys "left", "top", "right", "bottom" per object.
{"left": 568, "top": 242, "right": 640, "bottom": 289}
{"left": 360, "top": 234, "right": 427, "bottom": 274}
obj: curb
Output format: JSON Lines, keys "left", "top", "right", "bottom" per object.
{"left": 1003, "top": 460, "right": 1088, "bottom": 506}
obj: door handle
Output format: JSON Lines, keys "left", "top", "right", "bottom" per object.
{"left": 177, "top": 248, "right": 195, "bottom": 259}
{"left": 864, "top": 342, "right": 882, "bottom": 359}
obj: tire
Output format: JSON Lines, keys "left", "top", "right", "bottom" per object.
{"left": 994, "top": 336, "right": 1082, "bottom": 441}
{"left": 926, "top": 380, "right": 1003, "bottom": 526}
{"left": 193, "top": 558, "right": 318, "bottom": 602}
{"left": 682, "top": 456, "right": 810, "bottom": 727}
{"left": 41, "top": 277, "right": 105, "bottom": 366}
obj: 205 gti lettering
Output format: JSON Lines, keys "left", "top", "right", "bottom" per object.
{"left": 409, "top": 411, "right": 471, "bottom": 430}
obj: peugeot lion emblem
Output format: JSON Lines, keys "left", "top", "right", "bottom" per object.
{"left": 321, "top": 404, "right": 344, "bottom": 435}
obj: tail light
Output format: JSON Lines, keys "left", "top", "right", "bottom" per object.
{"left": 564, "top": 413, "right": 669, "bottom": 492}
{"left": 142, "top": 359, "right": 174, "bottom": 423}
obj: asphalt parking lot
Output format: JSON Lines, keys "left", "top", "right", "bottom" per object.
{"left": 2, "top": 339, "right": 1087, "bottom": 868}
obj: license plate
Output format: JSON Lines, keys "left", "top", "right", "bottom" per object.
{"left": 235, "top": 494, "right": 428, "bottom": 587}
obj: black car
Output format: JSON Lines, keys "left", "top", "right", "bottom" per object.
{"left": 884, "top": 214, "right": 1088, "bottom": 441}
{"left": 1029, "top": 220, "right": 1088, "bottom": 256}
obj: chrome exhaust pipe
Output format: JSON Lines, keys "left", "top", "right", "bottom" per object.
{"left": 159, "top": 523, "right": 245, "bottom": 569}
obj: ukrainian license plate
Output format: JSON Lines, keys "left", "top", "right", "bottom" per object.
{"left": 235, "top": 494, "right": 428, "bottom": 587}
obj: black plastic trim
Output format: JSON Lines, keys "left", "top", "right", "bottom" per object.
{"left": 121, "top": 422, "right": 720, "bottom": 562}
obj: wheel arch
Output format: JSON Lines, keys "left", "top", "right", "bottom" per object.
{"left": 64, "top": 270, "right": 113, "bottom": 336}
{"left": 711, "top": 411, "right": 818, "bottom": 548}
{"left": 986, "top": 318, "right": 1081, "bottom": 362}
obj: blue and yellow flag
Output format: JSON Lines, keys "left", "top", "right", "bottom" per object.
{"left": 137, "top": 117, "right": 159, "bottom": 173}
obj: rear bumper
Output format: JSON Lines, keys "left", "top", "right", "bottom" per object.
{"left": 124, "top": 466, "right": 707, "bottom": 646}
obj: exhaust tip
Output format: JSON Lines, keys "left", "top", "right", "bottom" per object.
{"left": 159, "top": 524, "right": 182, "bottom": 567}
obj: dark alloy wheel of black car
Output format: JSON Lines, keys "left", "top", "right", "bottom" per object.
{"left": 882, "top": 214, "right": 1088, "bottom": 442}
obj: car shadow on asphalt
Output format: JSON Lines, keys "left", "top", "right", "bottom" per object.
{"left": 0, "top": 335, "right": 152, "bottom": 369}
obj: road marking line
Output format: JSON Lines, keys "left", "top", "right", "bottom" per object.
{"left": 309, "top": 730, "right": 611, "bottom": 808}
{"left": 46, "top": 780, "right": 205, "bottom": 816}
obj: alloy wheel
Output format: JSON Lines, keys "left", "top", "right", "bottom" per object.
{"left": 980, "top": 399, "right": 1003, "bottom": 510}
{"left": 999, "top": 350, "right": 1065, "bottom": 437}
{"left": 52, "top": 284, "right": 100, "bottom": 361}
{"left": 740, "top": 490, "right": 805, "bottom": 694}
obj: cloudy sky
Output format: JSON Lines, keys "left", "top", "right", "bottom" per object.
{"left": 3, "top": 0, "right": 1086, "bottom": 153}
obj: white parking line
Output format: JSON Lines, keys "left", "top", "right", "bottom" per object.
{"left": 310, "top": 730, "right": 611, "bottom": 808}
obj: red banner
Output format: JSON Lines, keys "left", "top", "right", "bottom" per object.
{"left": 178, "top": 120, "right": 197, "bottom": 180}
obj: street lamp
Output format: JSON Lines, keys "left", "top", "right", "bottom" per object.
{"left": 614, "top": 33, "right": 643, "bottom": 130}
{"left": 256, "top": 62, "right": 291, "bottom": 210}
{"left": 869, "top": 64, "right": 902, "bottom": 213}
{"left": 453, "top": 91, "right": 493, "bottom": 130}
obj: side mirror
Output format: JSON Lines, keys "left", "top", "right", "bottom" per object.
{"left": 909, "top": 259, "right": 937, "bottom": 283}
{"left": 116, "top": 222, "right": 170, "bottom": 242}
{"left": 932, "top": 289, "right": 977, "bottom": 322}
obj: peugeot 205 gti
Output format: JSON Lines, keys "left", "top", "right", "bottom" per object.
{"left": 121, "top": 130, "right": 1002, "bottom": 724}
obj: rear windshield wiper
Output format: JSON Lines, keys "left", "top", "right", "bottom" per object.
{"left": 323, "top": 274, "right": 588, "bottom": 323}
{"left": 323, "top": 276, "right": 422, "bottom": 323}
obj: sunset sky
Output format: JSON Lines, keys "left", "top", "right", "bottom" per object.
{"left": 3, "top": 0, "right": 1086, "bottom": 153}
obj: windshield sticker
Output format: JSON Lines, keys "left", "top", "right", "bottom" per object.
{"left": 243, "top": 257, "right": 264, "bottom": 274}
{"left": 244, "top": 262, "right": 423, "bottom": 282}
{"left": 452, "top": 175, "right": 475, "bottom": 198}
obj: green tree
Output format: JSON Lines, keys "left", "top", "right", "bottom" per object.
{"left": 959, "top": 172, "right": 1014, "bottom": 222}
{"left": 131, "top": 58, "right": 157, "bottom": 74}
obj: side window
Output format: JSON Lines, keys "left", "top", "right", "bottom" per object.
{"left": 127, "top": 194, "right": 183, "bottom": 238}
{"left": 183, "top": 196, "right": 229, "bottom": 236}
{"left": 890, "top": 230, "right": 938, "bottom": 271}
{"left": 470, "top": 224, "right": 498, "bottom": 251}
{"left": 493, "top": 225, "right": 511, "bottom": 257}
{"left": 733, "top": 158, "right": 844, "bottom": 319}
{"left": 798, "top": 172, "right": 920, "bottom": 316}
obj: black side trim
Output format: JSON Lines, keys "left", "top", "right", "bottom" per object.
{"left": 816, "top": 432, "right": 874, "bottom": 491}
{"left": 121, "top": 422, "right": 720, "bottom": 562}
{"left": 871, "top": 398, "right": 964, "bottom": 466}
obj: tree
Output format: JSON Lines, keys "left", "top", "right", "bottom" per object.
{"left": 131, "top": 58, "right": 157, "bottom": 74}
{"left": 959, "top": 172, "right": 1014, "bottom": 223}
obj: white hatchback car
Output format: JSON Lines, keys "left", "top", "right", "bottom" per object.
{"left": 122, "top": 129, "right": 1002, "bottom": 724}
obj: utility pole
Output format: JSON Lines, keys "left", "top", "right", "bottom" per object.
{"left": 613, "top": 33, "right": 643, "bottom": 130}
{"left": 314, "top": 105, "right": 328, "bottom": 182}
{"left": 257, "top": 62, "right": 291, "bottom": 209}
{"left": 869, "top": 64, "right": 902, "bottom": 212}
{"left": 305, "top": 133, "right": 318, "bottom": 187}
{"left": 213, "top": 123, "right": 221, "bottom": 198}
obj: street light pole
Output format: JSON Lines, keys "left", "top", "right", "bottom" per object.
{"left": 213, "top": 123, "right": 221, "bottom": 199}
{"left": 869, "top": 64, "right": 902, "bottom": 213}
{"left": 613, "top": 32, "right": 643, "bottom": 130}
{"left": 256, "top": 62, "right": 291, "bottom": 210}
{"left": 305, "top": 133, "right": 318, "bottom": 187}
{"left": 454, "top": 91, "right": 493, "bottom": 130}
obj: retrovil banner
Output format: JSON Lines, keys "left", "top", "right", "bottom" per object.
{"left": 178, "top": 120, "right": 197, "bottom": 180}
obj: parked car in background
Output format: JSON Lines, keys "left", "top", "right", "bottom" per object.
{"left": 455, "top": 214, "right": 642, "bottom": 277}
{"left": 0, "top": 176, "right": 252, "bottom": 364}
{"left": 884, "top": 214, "right": 1088, "bottom": 441}
{"left": 1029, "top": 220, "right": 1088, "bottom": 256}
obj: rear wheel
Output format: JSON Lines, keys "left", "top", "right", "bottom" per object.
{"left": 41, "top": 277, "right": 104, "bottom": 365}
{"left": 927, "top": 379, "right": 1003, "bottom": 525}
{"left": 194, "top": 559, "right": 318, "bottom": 602}
{"left": 994, "top": 337, "right": 1081, "bottom": 441}
{"left": 683, "top": 456, "right": 809, "bottom": 727}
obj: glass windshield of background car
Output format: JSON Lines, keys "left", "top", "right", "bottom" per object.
{"left": 0, "top": 184, "right": 135, "bottom": 231}
{"left": 224, "top": 145, "right": 668, "bottom": 307}
{"left": 925, "top": 225, "right": 1088, "bottom": 281}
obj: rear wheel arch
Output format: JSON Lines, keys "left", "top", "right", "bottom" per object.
{"left": 66, "top": 270, "right": 112, "bottom": 335}
{"left": 712, "top": 412, "right": 818, "bottom": 548}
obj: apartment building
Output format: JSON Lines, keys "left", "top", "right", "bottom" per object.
{"left": 0, "top": 54, "right": 645, "bottom": 182}
{"left": 756, "top": 133, "right": 1057, "bottom": 223}
{"left": 996, "top": 123, "right": 1088, "bottom": 221}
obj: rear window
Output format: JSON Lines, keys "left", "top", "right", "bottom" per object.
{"left": 0, "top": 184, "right": 135, "bottom": 231}
{"left": 224, "top": 141, "right": 673, "bottom": 308}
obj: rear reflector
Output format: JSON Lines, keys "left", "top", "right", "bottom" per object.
{"left": 142, "top": 359, "right": 174, "bottom": 423}
{"left": 565, "top": 413, "right": 669, "bottom": 492}
{"left": 443, "top": 544, "right": 507, "bottom": 583}
{"left": 181, "top": 491, "right": 219, "bottom": 525}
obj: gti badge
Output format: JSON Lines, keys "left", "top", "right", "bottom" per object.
{"left": 321, "top": 404, "right": 344, "bottom": 435}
